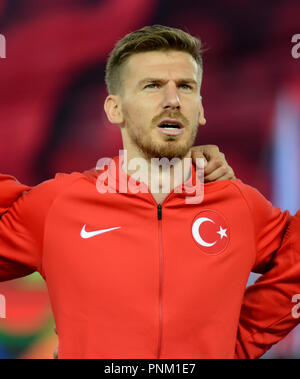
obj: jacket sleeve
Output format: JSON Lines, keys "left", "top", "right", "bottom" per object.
{"left": 235, "top": 210, "right": 300, "bottom": 358}
{"left": 232, "top": 181, "right": 290, "bottom": 274}
{"left": 0, "top": 173, "right": 80, "bottom": 281}
{"left": 0, "top": 174, "right": 31, "bottom": 215}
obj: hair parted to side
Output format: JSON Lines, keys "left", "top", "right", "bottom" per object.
{"left": 105, "top": 25, "right": 204, "bottom": 95}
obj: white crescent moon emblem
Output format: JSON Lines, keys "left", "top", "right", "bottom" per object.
{"left": 192, "top": 217, "right": 217, "bottom": 247}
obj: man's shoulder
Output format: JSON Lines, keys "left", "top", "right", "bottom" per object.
{"left": 227, "top": 179, "right": 272, "bottom": 205}
{"left": 20, "top": 168, "right": 98, "bottom": 207}
{"left": 226, "top": 179, "right": 289, "bottom": 224}
{"left": 40, "top": 168, "right": 98, "bottom": 188}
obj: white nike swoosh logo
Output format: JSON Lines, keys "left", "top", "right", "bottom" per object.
{"left": 80, "top": 225, "right": 121, "bottom": 239}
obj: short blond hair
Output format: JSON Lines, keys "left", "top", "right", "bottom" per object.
{"left": 105, "top": 25, "right": 204, "bottom": 94}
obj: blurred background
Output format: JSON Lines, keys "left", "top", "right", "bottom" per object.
{"left": 0, "top": 0, "right": 299, "bottom": 358}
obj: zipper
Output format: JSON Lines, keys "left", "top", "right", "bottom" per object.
{"left": 146, "top": 195, "right": 176, "bottom": 358}
{"left": 157, "top": 204, "right": 162, "bottom": 220}
{"left": 157, "top": 203, "right": 163, "bottom": 358}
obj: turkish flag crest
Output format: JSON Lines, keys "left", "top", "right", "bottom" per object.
{"left": 191, "top": 210, "right": 230, "bottom": 255}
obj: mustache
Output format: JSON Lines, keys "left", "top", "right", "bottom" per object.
{"left": 152, "top": 111, "right": 189, "bottom": 127}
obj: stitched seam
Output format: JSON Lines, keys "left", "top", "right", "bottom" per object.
{"left": 40, "top": 174, "right": 87, "bottom": 278}
{"left": 228, "top": 181, "right": 257, "bottom": 269}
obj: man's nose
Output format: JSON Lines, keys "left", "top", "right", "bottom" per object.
{"left": 162, "top": 83, "right": 181, "bottom": 110}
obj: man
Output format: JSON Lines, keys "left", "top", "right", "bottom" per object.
{"left": 0, "top": 25, "right": 299, "bottom": 358}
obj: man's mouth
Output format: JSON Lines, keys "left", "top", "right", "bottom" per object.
{"left": 157, "top": 119, "right": 184, "bottom": 136}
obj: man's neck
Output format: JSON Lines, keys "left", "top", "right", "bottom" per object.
{"left": 122, "top": 148, "right": 192, "bottom": 205}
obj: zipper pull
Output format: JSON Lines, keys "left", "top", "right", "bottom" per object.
{"left": 157, "top": 204, "right": 162, "bottom": 220}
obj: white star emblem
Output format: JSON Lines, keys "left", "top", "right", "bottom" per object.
{"left": 217, "top": 226, "right": 228, "bottom": 239}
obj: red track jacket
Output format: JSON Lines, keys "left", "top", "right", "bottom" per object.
{"left": 0, "top": 156, "right": 299, "bottom": 358}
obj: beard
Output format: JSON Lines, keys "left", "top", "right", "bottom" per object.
{"left": 125, "top": 111, "right": 199, "bottom": 160}
{"left": 128, "top": 128, "right": 198, "bottom": 160}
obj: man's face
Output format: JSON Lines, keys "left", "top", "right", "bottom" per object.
{"left": 110, "top": 50, "right": 206, "bottom": 159}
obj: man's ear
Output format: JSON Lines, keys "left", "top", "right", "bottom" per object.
{"left": 198, "top": 96, "right": 206, "bottom": 126}
{"left": 104, "top": 95, "right": 124, "bottom": 125}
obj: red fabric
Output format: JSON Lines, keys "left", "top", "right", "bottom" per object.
{"left": 235, "top": 210, "right": 300, "bottom": 358}
{"left": 0, "top": 161, "right": 293, "bottom": 358}
{"left": 0, "top": 174, "right": 30, "bottom": 214}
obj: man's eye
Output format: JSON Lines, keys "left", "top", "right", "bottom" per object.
{"left": 144, "top": 83, "right": 159, "bottom": 89}
{"left": 180, "top": 84, "right": 192, "bottom": 90}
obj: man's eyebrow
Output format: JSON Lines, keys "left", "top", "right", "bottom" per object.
{"left": 138, "top": 78, "right": 198, "bottom": 86}
{"left": 177, "top": 78, "right": 198, "bottom": 86}
{"left": 138, "top": 78, "right": 165, "bottom": 86}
